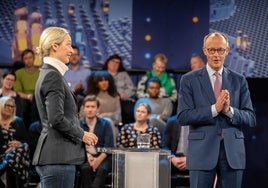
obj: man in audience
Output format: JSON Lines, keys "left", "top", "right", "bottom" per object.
{"left": 190, "top": 54, "right": 205, "bottom": 71}
{"left": 64, "top": 45, "right": 91, "bottom": 110}
{"left": 14, "top": 48, "right": 40, "bottom": 128}
{"left": 78, "top": 95, "right": 114, "bottom": 188}
{"left": 64, "top": 45, "right": 91, "bottom": 96}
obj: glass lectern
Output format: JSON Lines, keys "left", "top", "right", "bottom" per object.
{"left": 111, "top": 148, "right": 171, "bottom": 188}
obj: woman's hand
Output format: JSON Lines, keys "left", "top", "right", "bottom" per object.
{"left": 5, "top": 140, "right": 22, "bottom": 153}
{"left": 8, "top": 140, "right": 21, "bottom": 148}
{"left": 83, "top": 131, "right": 98, "bottom": 145}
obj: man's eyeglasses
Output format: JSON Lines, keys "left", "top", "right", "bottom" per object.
{"left": 206, "top": 48, "right": 226, "bottom": 55}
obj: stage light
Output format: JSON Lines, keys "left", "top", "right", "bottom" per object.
{"left": 192, "top": 16, "right": 199, "bottom": 23}
{"left": 145, "top": 53, "right": 151, "bottom": 59}
{"left": 145, "top": 34, "right": 151, "bottom": 41}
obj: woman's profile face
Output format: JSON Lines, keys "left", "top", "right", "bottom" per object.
{"left": 97, "top": 78, "right": 109, "bottom": 91}
{"left": 52, "top": 34, "right": 73, "bottom": 64}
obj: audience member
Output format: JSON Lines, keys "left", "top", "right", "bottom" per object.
{"left": 135, "top": 77, "right": 173, "bottom": 134}
{"left": 64, "top": 45, "right": 91, "bottom": 97}
{"left": 136, "top": 53, "right": 177, "bottom": 103}
{"left": 78, "top": 95, "right": 114, "bottom": 188}
{"left": 14, "top": 49, "right": 40, "bottom": 128}
{"left": 85, "top": 70, "right": 121, "bottom": 124}
{"left": 0, "top": 72, "right": 22, "bottom": 117}
{"left": 117, "top": 102, "right": 161, "bottom": 148}
{"left": 190, "top": 54, "right": 206, "bottom": 71}
{"left": 0, "top": 96, "right": 30, "bottom": 187}
{"left": 177, "top": 32, "right": 256, "bottom": 188}
{"left": 103, "top": 54, "right": 136, "bottom": 124}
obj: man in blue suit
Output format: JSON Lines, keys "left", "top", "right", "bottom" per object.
{"left": 177, "top": 32, "right": 256, "bottom": 188}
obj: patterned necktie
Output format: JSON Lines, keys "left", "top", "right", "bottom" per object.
{"left": 214, "top": 71, "right": 221, "bottom": 99}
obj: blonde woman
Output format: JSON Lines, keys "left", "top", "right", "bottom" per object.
{"left": 0, "top": 96, "right": 30, "bottom": 187}
{"left": 33, "top": 27, "right": 98, "bottom": 188}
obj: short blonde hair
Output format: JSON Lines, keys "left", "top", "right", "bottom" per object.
{"left": 153, "top": 53, "right": 168, "bottom": 65}
{"left": 36, "top": 27, "right": 69, "bottom": 59}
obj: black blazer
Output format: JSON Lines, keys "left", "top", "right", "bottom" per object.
{"left": 32, "top": 63, "right": 85, "bottom": 165}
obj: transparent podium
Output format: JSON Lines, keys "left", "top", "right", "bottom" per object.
{"left": 111, "top": 148, "right": 171, "bottom": 188}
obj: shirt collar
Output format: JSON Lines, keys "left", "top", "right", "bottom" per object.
{"left": 206, "top": 64, "right": 223, "bottom": 77}
{"left": 43, "top": 57, "right": 69, "bottom": 75}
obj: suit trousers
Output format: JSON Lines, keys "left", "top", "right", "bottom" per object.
{"left": 190, "top": 141, "right": 243, "bottom": 188}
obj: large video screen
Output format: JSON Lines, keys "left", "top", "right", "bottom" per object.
{"left": 0, "top": 0, "right": 267, "bottom": 78}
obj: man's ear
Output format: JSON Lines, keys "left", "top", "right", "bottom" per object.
{"left": 225, "top": 47, "right": 230, "bottom": 55}
{"left": 202, "top": 47, "right": 207, "bottom": 55}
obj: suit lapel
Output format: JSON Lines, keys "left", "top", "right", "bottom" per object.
{"left": 42, "top": 63, "right": 78, "bottom": 105}
{"left": 222, "top": 67, "right": 231, "bottom": 91}
{"left": 198, "top": 68, "right": 215, "bottom": 103}
{"left": 62, "top": 77, "right": 79, "bottom": 105}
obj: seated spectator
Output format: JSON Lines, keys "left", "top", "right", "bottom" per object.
{"left": 189, "top": 53, "right": 205, "bottom": 71}
{"left": 64, "top": 45, "right": 91, "bottom": 109}
{"left": 102, "top": 54, "right": 136, "bottom": 124}
{"left": 163, "top": 115, "right": 189, "bottom": 187}
{"left": 135, "top": 77, "right": 173, "bottom": 135}
{"left": 0, "top": 96, "right": 30, "bottom": 187}
{"left": 84, "top": 70, "right": 121, "bottom": 140}
{"left": 78, "top": 95, "right": 114, "bottom": 188}
{"left": 117, "top": 102, "right": 161, "bottom": 148}
{"left": 136, "top": 53, "right": 177, "bottom": 103}
{"left": 0, "top": 72, "right": 22, "bottom": 117}
{"left": 14, "top": 49, "right": 40, "bottom": 129}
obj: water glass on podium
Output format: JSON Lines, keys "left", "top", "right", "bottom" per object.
{"left": 137, "top": 133, "right": 150, "bottom": 149}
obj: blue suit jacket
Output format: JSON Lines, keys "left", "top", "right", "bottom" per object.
{"left": 177, "top": 67, "right": 256, "bottom": 170}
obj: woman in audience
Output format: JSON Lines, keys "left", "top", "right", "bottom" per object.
{"left": 117, "top": 102, "right": 161, "bottom": 148}
{"left": 102, "top": 54, "right": 136, "bottom": 124}
{"left": 0, "top": 72, "right": 22, "bottom": 117}
{"left": 85, "top": 70, "right": 121, "bottom": 139}
{"left": 0, "top": 96, "right": 30, "bottom": 187}
{"left": 103, "top": 54, "right": 136, "bottom": 101}
{"left": 135, "top": 77, "right": 173, "bottom": 135}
